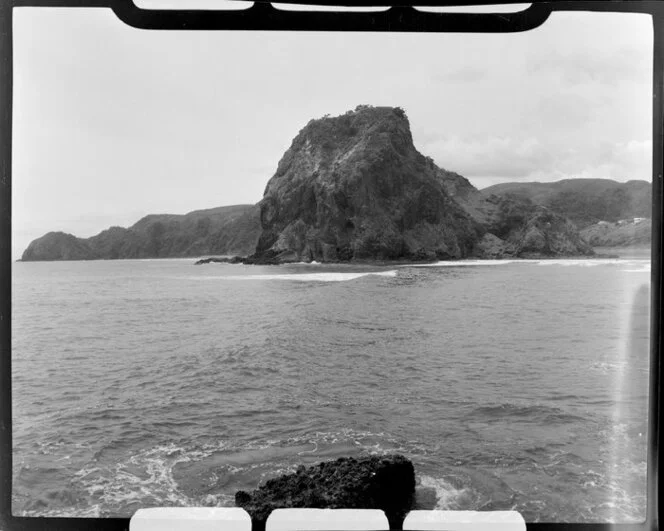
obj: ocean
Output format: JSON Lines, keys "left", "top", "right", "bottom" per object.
{"left": 11, "top": 255, "right": 652, "bottom": 523}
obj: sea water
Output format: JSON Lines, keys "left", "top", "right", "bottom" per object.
{"left": 11, "top": 256, "right": 651, "bottom": 522}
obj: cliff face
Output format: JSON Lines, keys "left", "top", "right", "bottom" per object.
{"left": 251, "top": 105, "right": 592, "bottom": 263}
{"left": 253, "top": 106, "right": 483, "bottom": 263}
{"left": 20, "top": 205, "right": 261, "bottom": 261}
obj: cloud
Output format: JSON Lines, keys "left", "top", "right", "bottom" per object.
{"left": 421, "top": 135, "right": 651, "bottom": 184}
{"left": 422, "top": 135, "right": 554, "bottom": 178}
{"left": 433, "top": 67, "right": 487, "bottom": 83}
{"left": 532, "top": 92, "right": 600, "bottom": 132}
{"left": 527, "top": 48, "right": 650, "bottom": 87}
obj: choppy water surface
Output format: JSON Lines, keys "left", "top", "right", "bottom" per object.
{"left": 12, "top": 255, "right": 651, "bottom": 522}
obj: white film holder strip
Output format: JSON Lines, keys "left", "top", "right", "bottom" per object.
{"left": 130, "top": 508, "right": 525, "bottom": 531}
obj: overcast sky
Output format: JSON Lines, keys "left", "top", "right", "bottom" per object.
{"left": 12, "top": 6, "right": 652, "bottom": 259}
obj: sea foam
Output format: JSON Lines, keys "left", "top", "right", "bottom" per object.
{"left": 418, "top": 474, "right": 474, "bottom": 510}
{"left": 410, "top": 258, "right": 651, "bottom": 269}
{"left": 197, "top": 271, "right": 398, "bottom": 282}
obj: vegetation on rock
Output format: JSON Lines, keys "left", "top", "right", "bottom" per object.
{"left": 21, "top": 205, "right": 260, "bottom": 261}
{"left": 482, "top": 179, "right": 650, "bottom": 229}
{"left": 581, "top": 218, "right": 651, "bottom": 247}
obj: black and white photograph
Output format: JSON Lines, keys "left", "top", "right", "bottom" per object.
{"left": 10, "top": 4, "right": 654, "bottom": 524}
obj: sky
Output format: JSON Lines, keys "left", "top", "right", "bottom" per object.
{"left": 12, "top": 5, "right": 653, "bottom": 259}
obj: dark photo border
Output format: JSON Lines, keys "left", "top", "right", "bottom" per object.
{"left": 0, "top": 1, "right": 660, "bottom": 530}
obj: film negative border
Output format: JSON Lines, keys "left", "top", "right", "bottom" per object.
{"left": 0, "top": 2, "right": 661, "bottom": 531}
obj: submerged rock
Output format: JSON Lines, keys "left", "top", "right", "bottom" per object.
{"left": 234, "top": 455, "right": 416, "bottom": 530}
{"left": 194, "top": 256, "right": 245, "bottom": 265}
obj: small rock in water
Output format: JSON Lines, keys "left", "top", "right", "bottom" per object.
{"left": 234, "top": 454, "right": 416, "bottom": 530}
{"left": 194, "top": 256, "right": 245, "bottom": 265}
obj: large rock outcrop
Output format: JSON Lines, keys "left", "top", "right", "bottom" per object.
{"left": 234, "top": 455, "right": 416, "bottom": 530}
{"left": 250, "top": 106, "right": 483, "bottom": 263}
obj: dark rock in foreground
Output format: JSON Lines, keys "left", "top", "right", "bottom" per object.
{"left": 235, "top": 455, "right": 416, "bottom": 530}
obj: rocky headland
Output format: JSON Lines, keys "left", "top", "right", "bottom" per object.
{"left": 21, "top": 205, "right": 260, "bottom": 261}
{"left": 21, "top": 105, "right": 650, "bottom": 263}
{"left": 234, "top": 455, "right": 416, "bottom": 531}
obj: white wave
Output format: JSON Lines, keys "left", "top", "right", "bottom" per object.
{"left": 419, "top": 475, "right": 473, "bottom": 510}
{"left": 623, "top": 265, "right": 651, "bottom": 273}
{"left": 198, "top": 270, "right": 398, "bottom": 282}
{"left": 411, "top": 258, "right": 651, "bottom": 269}
{"left": 536, "top": 259, "right": 647, "bottom": 267}
{"left": 411, "top": 260, "right": 525, "bottom": 268}
{"left": 68, "top": 441, "right": 237, "bottom": 513}
{"left": 20, "top": 504, "right": 102, "bottom": 518}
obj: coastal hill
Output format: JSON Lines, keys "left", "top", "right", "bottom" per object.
{"left": 483, "top": 179, "right": 651, "bottom": 248}
{"left": 482, "top": 179, "right": 651, "bottom": 229}
{"left": 580, "top": 217, "right": 651, "bottom": 248}
{"left": 21, "top": 204, "right": 260, "bottom": 261}
{"left": 22, "top": 105, "right": 615, "bottom": 262}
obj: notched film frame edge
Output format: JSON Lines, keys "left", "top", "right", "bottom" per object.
{"left": 0, "top": 1, "right": 660, "bottom": 530}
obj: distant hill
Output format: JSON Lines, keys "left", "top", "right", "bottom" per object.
{"left": 23, "top": 106, "right": 605, "bottom": 263}
{"left": 21, "top": 204, "right": 261, "bottom": 261}
{"left": 482, "top": 179, "right": 651, "bottom": 229}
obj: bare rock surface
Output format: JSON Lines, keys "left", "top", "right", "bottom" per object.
{"left": 234, "top": 454, "right": 416, "bottom": 530}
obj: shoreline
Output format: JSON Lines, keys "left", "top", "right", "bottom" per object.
{"left": 15, "top": 248, "right": 653, "bottom": 265}
{"left": 193, "top": 251, "right": 639, "bottom": 266}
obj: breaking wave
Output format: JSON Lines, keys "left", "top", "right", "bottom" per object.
{"left": 410, "top": 258, "right": 651, "bottom": 268}
{"left": 196, "top": 271, "right": 398, "bottom": 282}
{"left": 418, "top": 475, "right": 476, "bottom": 510}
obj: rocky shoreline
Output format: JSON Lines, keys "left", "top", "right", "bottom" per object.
{"left": 194, "top": 251, "right": 620, "bottom": 266}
